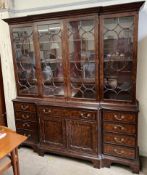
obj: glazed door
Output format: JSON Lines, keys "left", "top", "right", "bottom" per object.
{"left": 40, "top": 116, "right": 66, "bottom": 148}
{"left": 67, "top": 120, "right": 97, "bottom": 154}
{"left": 100, "top": 14, "right": 137, "bottom": 102}
{"left": 37, "top": 21, "right": 67, "bottom": 98}
{"left": 66, "top": 16, "right": 99, "bottom": 100}
{"left": 11, "top": 25, "right": 39, "bottom": 96}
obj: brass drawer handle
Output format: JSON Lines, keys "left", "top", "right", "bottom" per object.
{"left": 114, "top": 148, "right": 125, "bottom": 155}
{"left": 114, "top": 137, "right": 125, "bottom": 143}
{"left": 43, "top": 109, "right": 51, "bottom": 114}
{"left": 21, "top": 105, "right": 29, "bottom": 110}
{"left": 22, "top": 114, "right": 30, "bottom": 119}
{"left": 80, "top": 113, "right": 90, "bottom": 118}
{"left": 87, "top": 113, "right": 91, "bottom": 117}
{"left": 114, "top": 114, "right": 125, "bottom": 121}
{"left": 22, "top": 123, "right": 30, "bottom": 127}
{"left": 114, "top": 125, "right": 125, "bottom": 131}
{"left": 80, "top": 113, "right": 84, "bottom": 117}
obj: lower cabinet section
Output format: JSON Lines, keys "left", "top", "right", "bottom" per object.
{"left": 13, "top": 100, "right": 140, "bottom": 173}
{"left": 39, "top": 107, "right": 98, "bottom": 155}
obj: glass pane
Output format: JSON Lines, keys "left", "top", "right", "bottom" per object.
{"left": 38, "top": 23, "right": 64, "bottom": 97}
{"left": 67, "top": 19, "right": 96, "bottom": 99}
{"left": 12, "top": 27, "right": 38, "bottom": 95}
{"left": 103, "top": 16, "right": 134, "bottom": 100}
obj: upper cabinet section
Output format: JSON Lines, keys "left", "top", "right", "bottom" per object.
{"left": 12, "top": 26, "right": 39, "bottom": 96}
{"left": 102, "top": 15, "right": 135, "bottom": 101}
{"left": 6, "top": 1, "right": 144, "bottom": 102}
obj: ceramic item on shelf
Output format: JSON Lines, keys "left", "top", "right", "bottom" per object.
{"left": 108, "top": 78, "right": 117, "bottom": 89}
{"left": 120, "top": 53, "right": 125, "bottom": 57}
{"left": 119, "top": 82, "right": 131, "bottom": 91}
{"left": 42, "top": 65, "right": 52, "bottom": 81}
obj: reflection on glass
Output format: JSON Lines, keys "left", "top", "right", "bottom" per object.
{"left": 68, "top": 19, "right": 96, "bottom": 99}
{"left": 12, "top": 27, "right": 38, "bottom": 95}
{"left": 38, "top": 23, "right": 64, "bottom": 96}
{"left": 103, "top": 16, "right": 134, "bottom": 100}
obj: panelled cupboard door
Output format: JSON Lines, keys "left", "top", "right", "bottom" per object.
{"left": 100, "top": 14, "right": 137, "bottom": 102}
{"left": 66, "top": 120, "right": 98, "bottom": 154}
{"left": 40, "top": 116, "right": 66, "bottom": 148}
{"left": 11, "top": 25, "right": 39, "bottom": 96}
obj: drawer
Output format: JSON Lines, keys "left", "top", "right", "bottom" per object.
{"left": 69, "top": 110, "right": 97, "bottom": 121}
{"left": 103, "top": 144, "right": 135, "bottom": 159}
{"left": 14, "top": 102, "right": 36, "bottom": 113}
{"left": 16, "top": 120, "right": 37, "bottom": 131}
{"left": 15, "top": 112, "right": 37, "bottom": 121}
{"left": 103, "top": 111, "right": 136, "bottom": 123}
{"left": 103, "top": 123, "right": 136, "bottom": 135}
{"left": 103, "top": 133, "right": 135, "bottom": 147}
{"left": 16, "top": 129, "right": 38, "bottom": 143}
{"left": 38, "top": 106, "right": 65, "bottom": 117}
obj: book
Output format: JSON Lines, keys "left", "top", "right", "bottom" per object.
{"left": 0, "top": 132, "right": 6, "bottom": 139}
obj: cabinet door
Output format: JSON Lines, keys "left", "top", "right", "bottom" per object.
{"left": 12, "top": 26, "right": 39, "bottom": 96}
{"left": 37, "top": 22, "right": 66, "bottom": 98}
{"left": 66, "top": 16, "right": 99, "bottom": 100}
{"left": 100, "top": 14, "right": 136, "bottom": 101}
{"left": 67, "top": 120, "right": 97, "bottom": 154}
{"left": 40, "top": 116, "right": 66, "bottom": 148}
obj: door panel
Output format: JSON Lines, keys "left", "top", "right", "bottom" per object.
{"left": 67, "top": 120, "right": 97, "bottom": 154}
{"left": 40, "top": 116, "right": 66, "bottom": 148}
{"left": 12, "top": 26, "right": 39, "bottom": 96}
{"left": 100, "top": 15, "right": 135, "bottom": 101}
{"left": 66, "top": 16, "right": 98, "bottom": 100}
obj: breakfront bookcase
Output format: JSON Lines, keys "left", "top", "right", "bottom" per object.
{"left": 4, "top": 1, "right": 144, "bottom": 173}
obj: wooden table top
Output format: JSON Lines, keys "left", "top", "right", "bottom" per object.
{"left": 0, "top": 126, "right": 27, "bottom": 159}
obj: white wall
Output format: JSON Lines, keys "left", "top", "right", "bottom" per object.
{"left": 137, "top": 2, "right": 147, "bottom": 156}
{"left": 0, "top": 12, "right": 16, "bottom": 129}
{"left": 0, "top": 0, "right": 147, "bottom": 156}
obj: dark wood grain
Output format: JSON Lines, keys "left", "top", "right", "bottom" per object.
{"left": 3, "top": 1, "right": 144, "bottom": 24}
{"left": 103, "top": 144, "right": 135, "bottom": 159}
{"left": 103, "top": 133, "right": 136, "bottom": 147}
{"left": 103, "top": 123, "right": 136, "bottom": 135}
{"left": 103, "top": 111, "right": 136, "bottom": 123}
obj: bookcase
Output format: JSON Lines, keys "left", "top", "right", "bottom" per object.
{"left": 4, "top": 1, "right": 144, "bottom": 173}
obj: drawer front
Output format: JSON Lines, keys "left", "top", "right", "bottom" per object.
{"left": 17, "top": 129, "right": 38, "bottom": 143}
{"left": 15, "top": 112, "right": 37, "bottom": 121}
{"left": 14, "top": 102, "right": 36, "bottom": 113}
{"left": 16, "top": 120, "right": 37, "bottom": 131}
{"left": 103, "top": 111, "right": 136, "bottom": 123}
{"left": 69, "top": 110, "right": 97, "bottom": 121}
{"left": 38, "top": 106, "right": 65, "bottom": 117}
{"left": 103, "top": 123, "right": 136, "bottom": 135}
{"left": 38, "top": 106, "right": 96, "bottom": 121}
{"left": 103, "top": 133, "right": 135, "bottom": 147}
{"left": 104, "top": 144, "right": 135, "bottom": 159}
